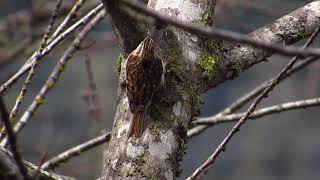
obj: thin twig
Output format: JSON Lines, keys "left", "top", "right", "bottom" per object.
{"left": 0, "top": 4, "right": 104, "bottom": 96}
{"left": 192, "top": 97, "right": 320, "bottom": 125}
{"left": 41, "top": 133, "right": 111, "bottom": 170}
{"left": 0, "top": 146, "right": 72, "bottom": 180}
{"left": 0, "top": 1, "right": 99, "bottom": 33}
{"left": 48, "top": 0, "right": 87, "bottom": 43}
{"left": 24, "top": 161, "right": 67, "bottom": 180}
{"left": 0, "top": 98, "right": 30, "bottom": 179}
{"left": 0, "top": 1, "right": 97, "bottom": 69}
{"left": 83, "top": 54, "right": 102, "bottom": 122}
{"left": 7, "top": 0, "right": 63, "bottom": 129}
{"left": 0, "top": 9, "right": 106, "bottom": 147}
{"left": 187, "top": 56, "right": 319, "bottom": 138}
{"left": 31, "top": 152, "right": 48, "bottom": 179}
{"left": 39, "top": 0, "right": 63, "bottom": 50}
{"left": 186, "top": 23, "right": 320, "bottom": 180}
{"left": 121, "top": 0, "right": 320, "bottom": 58}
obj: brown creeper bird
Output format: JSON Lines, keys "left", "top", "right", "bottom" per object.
{"left": 125, "top": 37, "right": 164, "bottom": 139}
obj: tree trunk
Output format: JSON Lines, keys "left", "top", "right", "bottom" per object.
{"left": 101, "top": 0, "right": 320, "bottom": 179}
{"left": 101, "top": 0, "right": 216, "bottom": 179}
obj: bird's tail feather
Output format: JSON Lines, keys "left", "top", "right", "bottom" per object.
{"left": 127, "top": 112, "right": 146, "bottom": 139}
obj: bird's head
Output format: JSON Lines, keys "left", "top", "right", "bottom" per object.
{"left": 135, "top": 37, "right": 154, "bottom": 58}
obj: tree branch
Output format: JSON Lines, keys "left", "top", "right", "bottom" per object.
{"left": 41, "top": 133, "right": 111, "bottom": 170}
{"left": 187, "top": 55, "right": 319, "bottom": 138}
{"left": 215, "top": 1, "right": 320, "bottom": 90}
{"left": 187, "top": 20, "right": 320, "bottom": 180}
{"left": 0, "top": 98, "right": 30, "bottom": 179}
{"left": 8, "top": 0, "right": 63, "bottom": 129}
{"left": 121, "top": 0, "right": 320, "bottom": 59}
{"left": 0, "top": 148, "right": 23, "bottom": 180}
{"left": 0, "top": 4, "right": 104, "bottom": 96}
{"left": 0, "top": 1, "right": 98, "bottom": 34}
{"left": 193, "top": 97, "right": 320, "bottom": 126}
{"left": 0, "top": 9, "right": 106, "bottom": 146}
{"left": 0, "top": 146, "right": 76, "bottom": 180}
{"left": 101, "top": 0, "right": 320, "bottom": 179}
{"left": 121, "top": 0, "right": 320, "bottom": 91}
{"left": 101, "top": 0, "right": 216, "bottom": 179}
{"left": 82, "top": 54, "right": 103, "bottom": 122}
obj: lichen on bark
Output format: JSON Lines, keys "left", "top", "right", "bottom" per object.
{"left": 101, "top": 0, "right": 217, "bottom": 179}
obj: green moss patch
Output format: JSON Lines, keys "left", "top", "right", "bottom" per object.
{"left": 116, "top": 53, "right": 123, "bottom": 74}
{"left": 196, "top": 53, "right": 220, "bottom": 78}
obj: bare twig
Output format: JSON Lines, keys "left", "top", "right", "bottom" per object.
{"left": 193, "top": 97, "right": 320, "bottom": 125}
{"left": 39, "top": 0, "right": 63, "bottom": 50}
{"left": 187, "top": 55, "right": 319, "bottom": 138}
{"left": 0, "top": 1, "right": 97, "bottom": 69}
{"left": 0, "top": 146, "right": 69, "bottom": 180}
{"left": 0, "top": 9, "right": 106, "bottom": 147}
{"left": 8, "top": 0, "right": 63, "bottom": 128}
{"left": 0, "top": 98, "right": 30, "bottom": 180}
{"left": 0, "top": 1, "right": 98, "bottom": 33}
{"left": 0, "top": 4, "right": 104, "bottom": 96}
{"left": 31, "top": 152, "right": 48, "bottom": 179}
{"left": 41, "top": 133, "right": 111, "bottom": 170}
{"left": 24, "top": 161, "right": 70, "bottom": 180}
{"left": 121, "top": 0, "right": 320, "bottom": 58}
{"left": 186, "top": 23, "right": 320, "bottom": 180}
{"left": 48, "top": 0, "right": 87, "bottom": 43}
{"left": 82, "top": 54, "right": 102, "bottom": 122}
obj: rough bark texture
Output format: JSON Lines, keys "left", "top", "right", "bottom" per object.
{"left": 101, "top": 1, "right": 320, "bottom": 179}
{"left": 102, "top": 0, "right": 216, "bottom": 179}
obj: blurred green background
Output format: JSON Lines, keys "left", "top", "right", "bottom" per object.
{"left": 0, "top": 0, "right": 319, "bottom": 179}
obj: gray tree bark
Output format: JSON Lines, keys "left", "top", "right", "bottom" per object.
{"left": 101, "top": 1, "right": 320, "bottom": 179}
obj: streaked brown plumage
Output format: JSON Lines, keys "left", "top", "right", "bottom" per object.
{"left": 126, "top": 37, "right": 164, "bottom": 139}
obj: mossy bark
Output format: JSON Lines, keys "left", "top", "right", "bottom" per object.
{"left": 101, "top": 0, "right": 320, "bottom": 179}
{"left": 101, "top": 0, "right": 217, "bottom": 179}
